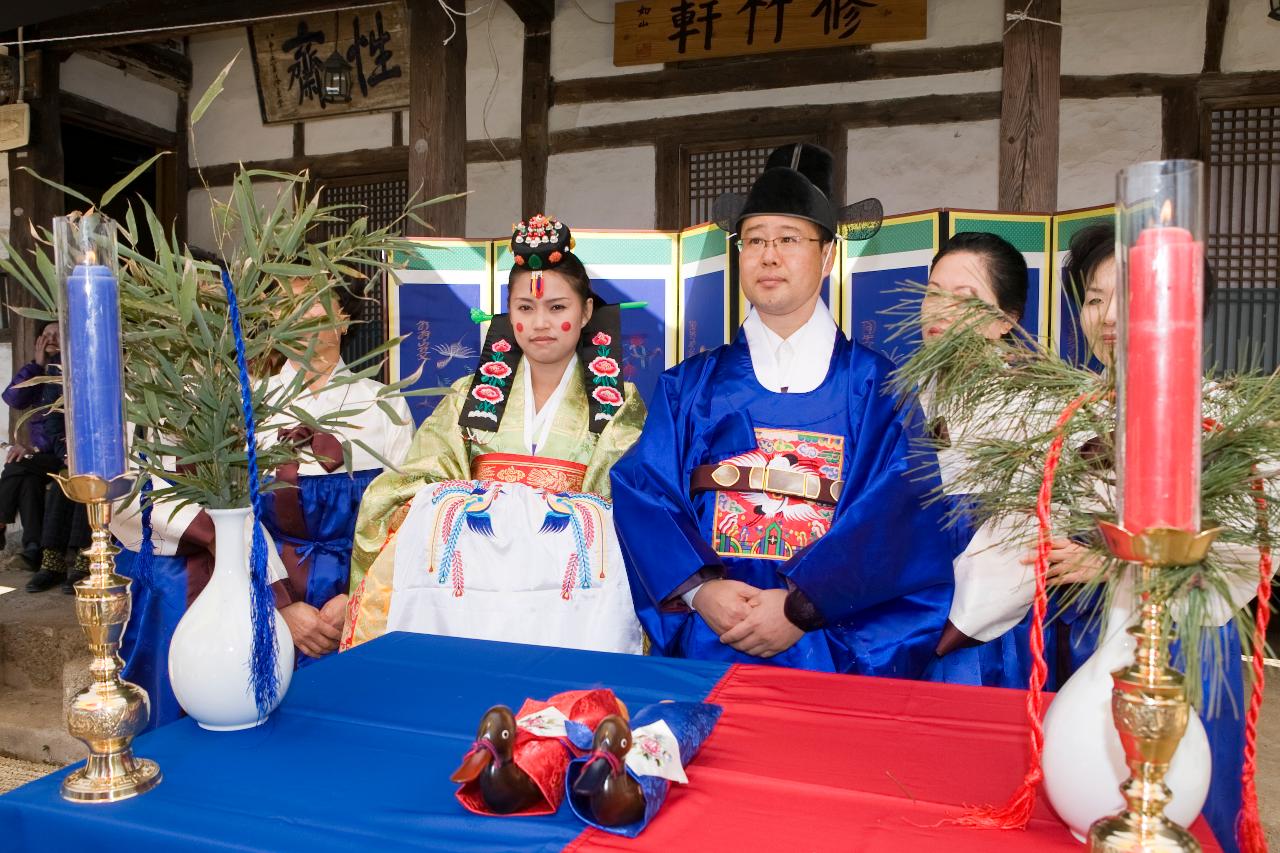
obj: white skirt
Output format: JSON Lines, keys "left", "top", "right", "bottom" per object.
{"left": 386, "top": 480, "right": 643, "bottom": 654}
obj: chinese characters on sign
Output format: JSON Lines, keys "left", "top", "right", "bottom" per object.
{"left": 615, "top": 0, "right": 924, "bottom": 65}
{"left": 248, "top": 4, "right": 409, "bottom": 125}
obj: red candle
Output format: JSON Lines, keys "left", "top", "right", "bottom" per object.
{"left": 1121, "top": 222, "right": 1203, "bottom": 533}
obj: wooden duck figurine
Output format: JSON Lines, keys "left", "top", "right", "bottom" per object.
{"left": 451, "top": 705, "right": 543, "bottom": 814}
{"left": 571, "top": 714, "right": 646, "bottom": 827}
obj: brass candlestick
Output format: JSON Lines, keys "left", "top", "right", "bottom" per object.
{"left": 1088, "top": 522, "right": 1220, "bottom": 853}
{"left": 54, "top": 473, "right": 161, "bottom": 803}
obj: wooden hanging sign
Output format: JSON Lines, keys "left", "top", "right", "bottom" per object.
{"left": 613, "top": 0, "right": 926, "bottom": 66}
{"left": 248, "top": 3, "right": 409, "bottom": 125}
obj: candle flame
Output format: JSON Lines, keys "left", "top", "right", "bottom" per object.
{"left": 1160, "top": 199, "right": 1174, "bottom": 225}
{"left": 84, "top": 248, "right": 97, "bottom": 265}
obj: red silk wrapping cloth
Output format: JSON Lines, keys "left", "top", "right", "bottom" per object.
{"left": 567, "top": 665, "right": 1221, "bottom": 852}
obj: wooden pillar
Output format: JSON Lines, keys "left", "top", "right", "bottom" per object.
{"left": 1203, "top": 0, "right": 1230, "bottom": 74}
{"left": 407, "top": 0, "right": 468, "bottom": 236}
{"left": 654, "top": 140, "right": 680, "bottom": 230}
{"left": 520, "top": 18, "right": 551, "bottom": 218}
{"left": 7, "top": 50, "right": 65, "bottom": 443}
{"left": 1162, "top": 83, "right": 1201, "bottom": 161}
{"left": 997, "top": 0, "right": 1060, "bottom": 212}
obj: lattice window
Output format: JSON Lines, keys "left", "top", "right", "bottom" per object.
{"left": 686, "top": 144, "right": 791, "bottom": 229}
{"left": 1207, "top": 104, "right": 1280, "bottom": 372}
{"left": 318, "top": 176, "right": 409, "bottom": 375}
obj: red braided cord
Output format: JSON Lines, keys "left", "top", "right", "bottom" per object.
{"left": 955, "top": 389, "right": 1101, "bottom": 829}
{"left": 1237, "top": 476, "right": 1271, "bottom": 853}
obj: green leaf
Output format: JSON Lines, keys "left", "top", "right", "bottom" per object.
{"left": 100, "top": 152, "right": 169, "bottom": 209}
{"left": 18, "top": 167, "right": 93, "bottom": 208}
{"left": 191, "top": 53, "right": 237, "bottom": 126}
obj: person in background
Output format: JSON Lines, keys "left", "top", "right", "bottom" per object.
{"left": 259, "top": 277, "right": 415, "bottom": 663}
{"left": 1, "top": 321, "right": 91, "bottom": 592}
{"left": 1054, "top": 221, "right": 1254, "bottom": 853}
{"left": 915, "top": 231, "right": 1051, "bottom": 689}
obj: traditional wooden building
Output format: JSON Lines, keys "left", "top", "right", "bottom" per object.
{"left": 0, "top": 0, "right": 1278, "bottom": 423}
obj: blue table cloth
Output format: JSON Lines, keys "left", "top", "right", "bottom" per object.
{"left": 0, "top": 633, "right": 729, "bottom": 853}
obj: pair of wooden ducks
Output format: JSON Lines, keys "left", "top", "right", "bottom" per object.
{"left": 450, "top": 705, "right": 645, "bottom": 825}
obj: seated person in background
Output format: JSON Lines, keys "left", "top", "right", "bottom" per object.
{"left": 2, "top": 322, "right": 91, "bottom": 593}
{"left": 343, "top": 215, "right": 646, "bottom": 655}
{"left": 259, "top": 276, "right": 415, "bottom": 663}
{"left": 914, "top": 232, "right": 1047, "bottom": 689}
{"left": 0, "top": 322, "right": 63, "bottom": 572}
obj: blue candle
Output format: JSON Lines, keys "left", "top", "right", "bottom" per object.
{"left": 63, "top": 264, "right": 126, "bottom": 480}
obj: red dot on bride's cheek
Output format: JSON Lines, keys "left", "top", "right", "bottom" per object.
{"left": 561, "top": 322, "right": 572, "bottom": 332}
{"left": 516, "top": 323, "right": 524, "bottom": 333}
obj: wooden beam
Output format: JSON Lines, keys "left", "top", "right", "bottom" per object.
{"left": 60, "top": 90, "right": 177, "bottom": 149}
{"left": 191, "top": 138, "right": 523, "bottom": 188}
{"left": 391, "top": 110, "right": 403, "bottom": 148}
{"left": 520, "top": 19, "right": 551, "bottom": 218}
{"left": 503, "top": 0, "right": 555, "bottom": 27}
{"left": 7, "top": 50, "right": 64, "bottom": 443}
{"left": 1162, "top": 83, "right": 1200, "bottom": 160}
{"left": 1198, "top": 70, "right": 1280, "bottom": 100}
{"left": 654, "top": 140, "right": 681, "bottom": 230}
{"left": 552, "top": 42, "right": 1003, "bottom": 105}
{"left": 547, "top": 92, "right": 1003, "bottom": 155}
{"left": 406, "top": 0, "right": 466, "bottom": 236}
{"left": 1203, "top": 0, "right": 1230, "bottom": 74}
{"left": 77, "top": 43, "right": 193, "bottom": 93}
{"left": 998, "top": 0, "right": 1061, "bottom": 212}
{"left": 293, "top": 122, "right": 304, "bottom": 158}
{"left": 25, "top": 0, "right": 364, "bottom": 49}
{"left": 1061, "top": 73, "right": 1192, "bottom": 99}
{"left": 191, "top": 90, "right": 1001, "bottom": 187}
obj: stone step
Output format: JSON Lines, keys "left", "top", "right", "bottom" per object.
{"left": 0, "top": 688, "right": 82, "bottom": 766}
{"left": 0, "top": 565, "right": 85, "bottom": 692}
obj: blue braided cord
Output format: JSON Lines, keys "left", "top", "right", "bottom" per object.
{"left": 134, "top": 471, "right": 156, "bottom": 591}
{"left": 569, "top": 509, "right": 591, "bottom": 590}
{"left": 219, "top": 268, "right": 279, "bottom": 720}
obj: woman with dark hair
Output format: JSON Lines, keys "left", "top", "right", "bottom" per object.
{"left": 1054, "top": 220, "right": 1254, "bottom": 853}
{"left": 916, "top": 231, "right": 1050, "bottom": 688}
{"left": 343, "top": 215, "right": 646, "bottom": 654}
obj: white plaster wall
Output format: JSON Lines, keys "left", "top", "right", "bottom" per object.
{"left": 186, "top": 180, "right": 293, "bottom": 256}
{"left": 306, "top": 113, "right": 394, "bottom": 156}
{"left": 188, "top": 30, "right": 293, "bottom": 168}
{"left": 1058, "top": 97, "right": 1162, "bottom": 211}
{"left": 547, "top": 147, "right": 655, "bottom": 228}
{"left": 0, "top": 343, "right": 10, "bottom": 440}
{"left": 1061, "top": 0, "right": 1207, "bottom": 76}
{"left": 465, "top": 160, "right": 522, "bottom": 237}
{"left": 846, "top": 119, "right": 999, "bottom": 214}
{"left": 466, "top": 0, "right": 524, "bottom": 142}
{"left": 873, "top": 0, "right": 1005, "bottom": 51}
{"left": 61, "top": 53, "right": 179, "bottom": 132}
{"left": 1222, "top": 0, "right": 1280, "bottom": 72}
{"left": 551, "top": 0, "right": 663, "bottom": 80}
{"left": 552, "top": 69, "right": 1000, "bottom": 130}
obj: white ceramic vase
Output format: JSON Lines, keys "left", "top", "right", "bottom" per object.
{"left": 1041, "top": 593, "right": 1211, "bottom": 841}
{"left": 168, "top": 506, "right": 294, "bottom": 731}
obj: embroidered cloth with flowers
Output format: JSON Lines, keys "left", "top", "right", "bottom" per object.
{"left": 343, "top": 216, "right": 646, "bottom": 654}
